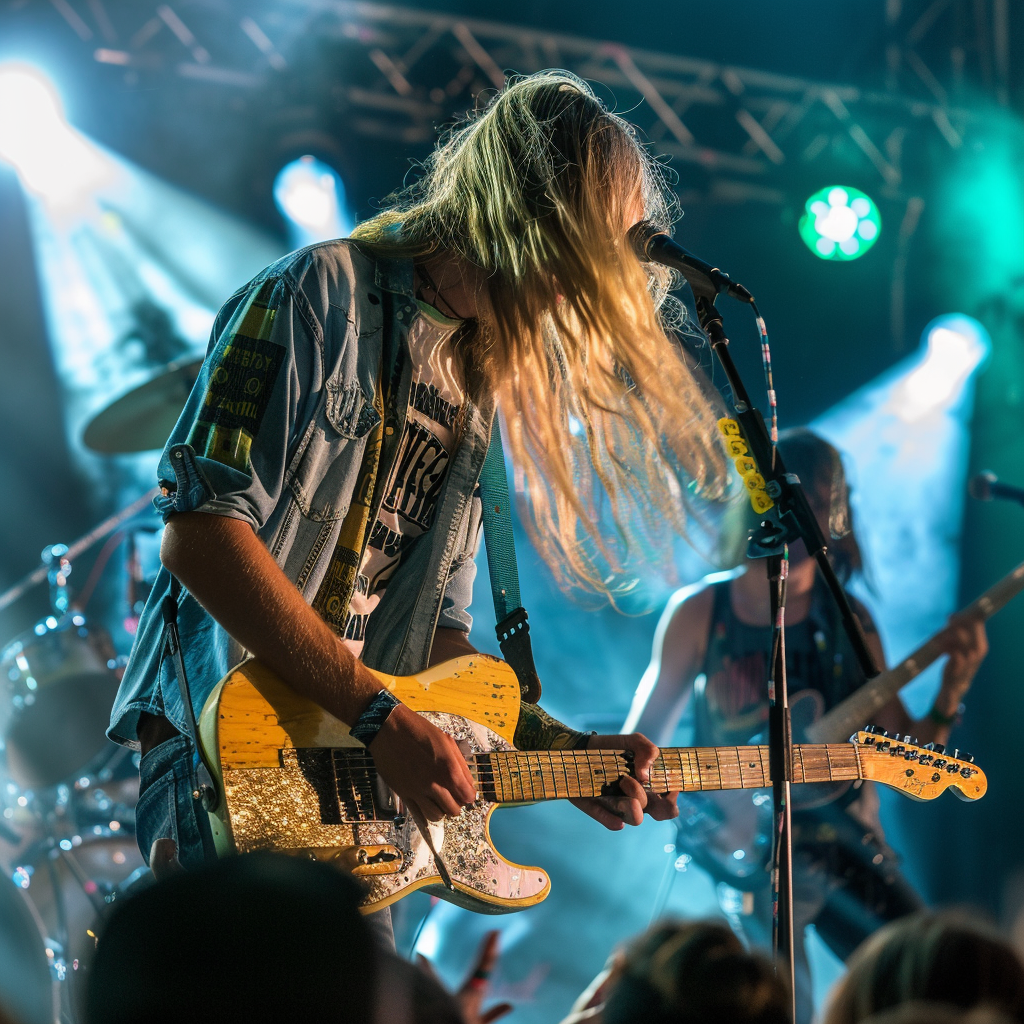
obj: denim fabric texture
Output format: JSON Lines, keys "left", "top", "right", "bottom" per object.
{"left": 108, "top": 241, "right": 492, "bottom": 750}
{"left": 134, "top": 734, "right": 214, "bottom": 871}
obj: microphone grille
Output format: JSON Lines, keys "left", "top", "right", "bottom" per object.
{"left": 968, "top": 471, "right": 997, "bottom": 501}
{"left": 627, "top": 220, "right": 661, "bottom": 262}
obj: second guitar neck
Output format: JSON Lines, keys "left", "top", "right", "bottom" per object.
{"left": 806, "top": 559, "right": 1024, "bottom": 744}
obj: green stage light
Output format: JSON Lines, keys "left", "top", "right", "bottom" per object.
{"left": 799, "top": 185, "right": 881, "bottom": 261}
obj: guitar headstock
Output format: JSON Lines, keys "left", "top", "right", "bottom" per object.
{"left": 853, "top": 729, "right": 988, "bottom": 802}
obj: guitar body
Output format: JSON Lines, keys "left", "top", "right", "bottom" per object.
{"left": 674, "top": 689, "right": 852, "bottom": 889}
{"left": 676, "top": 787, "right": 771, "bottom": 888}
{"left": 198, "top": 655, "right": 551, "bottom": 915}
{"left": 672, "top": 558, "right": 1024, "bottom": 891}
{"left": 197, "top": 655, "right": 985, "bottom": 910}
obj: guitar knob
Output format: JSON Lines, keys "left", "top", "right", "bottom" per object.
{"left": 964, "top": 752, "right": 975, "bottom": 763}
{"left": 880, "top": 730, "right": 889, "bottom": 738}
{"left": 865, "top": 725, "right": 879, "bottom": 734}
{"left": 909, "top": 736, "right": 919, "bottom": 746}
{"left": 933, "top": 743, "right": 945, "bottom": 755}
{"left": 923, "top": 742, "right": 936, "bottom": 751}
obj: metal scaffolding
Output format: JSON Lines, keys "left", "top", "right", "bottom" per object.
{"left": 32, "top": 0, "right": 1020, "bottom": 204}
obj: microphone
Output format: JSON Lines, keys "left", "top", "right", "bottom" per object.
{"left": 968, "top": 471, "right": 1024, "bottom": 507}
{"left": 628, "top": 221, "right": 754, "bottom": 304}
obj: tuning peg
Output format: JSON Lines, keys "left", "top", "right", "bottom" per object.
{"left": 879, "top": 730, "right": 889, "bottom": 738}
{"left": 932, "top": 743, "right": 945, "bottom": 755}
{"left": 963, "top": 752, "right": 975, "bottom": 763}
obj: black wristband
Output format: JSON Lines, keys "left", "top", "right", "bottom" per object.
{"left": 350, "top": 689, "right": 402, "bottom": 747}
{"left": 929, "top": 702, "right": 965, "bottom": 727}
{"left": 573, "top": 730, "right": 598, "bottom": 750}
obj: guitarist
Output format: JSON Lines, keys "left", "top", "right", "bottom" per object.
{"left": 107, "top": 72, "right": 728, "bottom": 932}
{"left": 626, "top": 428, "right": 988, "bottom": 1024}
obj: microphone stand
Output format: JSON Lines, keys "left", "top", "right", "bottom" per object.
{"left": 767, "top": 551, "right": 795, "bottom": 1018}
{"left": 685, "top": 283, "right": 880, "bottom": 1022}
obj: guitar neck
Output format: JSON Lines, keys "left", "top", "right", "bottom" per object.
{"left": 807, "top": 559, "right": 1024, "bottom": 744}
{"left": 472, "top": 744, "right": 862, "bottom": 803}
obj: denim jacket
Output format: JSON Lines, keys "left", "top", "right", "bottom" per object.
{"left": 108, "top": 241, "right": 491, "bottom": 748}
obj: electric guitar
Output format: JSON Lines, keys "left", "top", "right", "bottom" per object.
{"left": 197, "top": 654, "right": 986, "bottom": 914}
{"left": 673, "top": 558, "right": 1024, "bottom": 889}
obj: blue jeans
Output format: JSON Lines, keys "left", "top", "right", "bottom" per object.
{"left": 135, "top": 734, "right": 214, "bottom": 870}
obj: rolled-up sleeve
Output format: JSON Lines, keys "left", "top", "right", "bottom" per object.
{"left": 154, "top": 274, "right": 322, "bottom": 531}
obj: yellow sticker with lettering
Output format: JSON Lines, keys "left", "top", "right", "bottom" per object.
{"left": 718, "top": 418, "right": 775, "bottom": 513}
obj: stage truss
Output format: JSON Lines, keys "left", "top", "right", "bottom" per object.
{"left": 29, "top": 0, "right": 1019, "bottom": 206}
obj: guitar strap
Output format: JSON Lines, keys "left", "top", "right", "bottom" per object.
{"left": 477, "top": 416, "right": 542, "bottom": 703}
{"left": 160, "top": 574, "right": 219, "bottom": 861}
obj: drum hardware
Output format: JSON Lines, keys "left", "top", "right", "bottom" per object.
{"left": 10, "top": 827, "right": 146, "bottom": 1024}
{"left": 0, "top": 466, "right": 166, "bottom": 1024}
{"left": 1, "top": 613, "right": 122, "bottom": 790}
{"left": 0, "top": 871, "right": 59, "bottom": 1024}
{"left": 41, "top": 544, "right": 72, "bottom": 617}
{"left": 0, "top": 490, "right": 160, "bottom": 616}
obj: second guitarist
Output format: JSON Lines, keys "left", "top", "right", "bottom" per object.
{"left": 626, "top": 428, "right": 988, "bottom": 1024}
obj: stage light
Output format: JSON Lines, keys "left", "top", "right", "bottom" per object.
{"left": 0, "top": 61, "right": 110, "bottom": 209}
{"left": 798, "top": 185, "right": 881, "bottom": 261}
{"left": 273, "top": 155, "right": 353, "bottom": 248}
{"left": 897, "top": 315, "right": 990, "bottom": 422}
{"left": 812, "top": 313, "right": 989, "bottom": 904}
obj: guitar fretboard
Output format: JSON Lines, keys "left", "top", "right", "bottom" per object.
{"left": 469, "top": 744, "right": 862, "bottom": 803}
{"left": 288, "top": 743, "right": 865, "bottom": 819}
{"left": 807, "top": 559, "right": 1024, "bottom": 744}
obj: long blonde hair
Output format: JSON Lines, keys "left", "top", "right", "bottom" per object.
{"left": 352, "top": 70, "right": 731, "bottom": 595}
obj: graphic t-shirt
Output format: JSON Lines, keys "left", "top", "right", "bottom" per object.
{"left": 341, "top": 301, "right": 466, "bottom": 656}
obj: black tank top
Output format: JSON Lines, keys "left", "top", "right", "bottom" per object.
{"left": 694, "top": 578, "right": 867, "bottom": 747}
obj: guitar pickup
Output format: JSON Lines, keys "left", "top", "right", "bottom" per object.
{"left": 334, "top": 844, "right": 403, "bottom": 876}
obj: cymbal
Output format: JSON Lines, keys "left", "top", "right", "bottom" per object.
{"left": 83, "top": 357, "right": 202, "bottom": 453}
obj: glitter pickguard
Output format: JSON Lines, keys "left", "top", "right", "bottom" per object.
{"left": 200, "top": 657, "right": 550, "bottom": 914}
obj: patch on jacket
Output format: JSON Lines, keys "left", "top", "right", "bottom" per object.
{"left": 188, "top": 280, "right": 284, "bottom": 473}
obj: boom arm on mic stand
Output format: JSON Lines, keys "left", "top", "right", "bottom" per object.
{"left": 970, "top": 471, "right": 1024, "bottom": 507}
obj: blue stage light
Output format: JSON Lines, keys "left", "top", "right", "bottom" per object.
{"left": 0, "top": 62, "right": 110, "bottom": 210}
{"left": 273, "top": 156, "right": 352, "bottom": 248}
{"left": 896, "top": 315, "right": 991, "bottom": 422}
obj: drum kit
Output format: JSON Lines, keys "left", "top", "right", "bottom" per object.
{"left": 0, "top": 360, "right": 200, "bottom": 1024}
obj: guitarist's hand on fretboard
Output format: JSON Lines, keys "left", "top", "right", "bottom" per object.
{"left": 935, "top": 613, "right": 988, "bottom": 714}
{"left": 569, "top": 732, "right": 680, "bottom": 829}
{"left": 872, "top": 612, "right": 989, "bottom": 748}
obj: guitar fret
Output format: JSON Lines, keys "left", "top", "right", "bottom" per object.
{"left": 468, "top": 741, "right": 870, "bottom": 808}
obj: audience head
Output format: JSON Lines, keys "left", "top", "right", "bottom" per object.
{"left": 601, "top": 919, "right": 789, "bottom": 1024}
{"left": 863, "top": 1004, "right": 1016, "bottom": 1024}
{"left": 85, "top": 852, "right": 377, "bottom": 1024}
{"left": 823, "top": 910, "right": 1024, "bottom": 1024}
